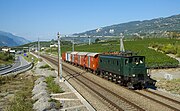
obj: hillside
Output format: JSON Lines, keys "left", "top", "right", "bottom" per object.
{"left": 0, "top": 31, "right": 30, "bottom": 47}
{"left": 74, "top": 14, "right": 180, "bottom": 36}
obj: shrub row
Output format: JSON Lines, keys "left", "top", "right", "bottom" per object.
{"left": 0, "top": 52, "right": 14, "bottom": 64}
{"left": 150, "top": 42, "right": 180, "bottom": 56}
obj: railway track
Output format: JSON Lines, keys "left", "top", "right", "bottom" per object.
{"left": 144, "top": 89, "right": 180, "bottom": 105}
{"left": 63, "top": 66, "right": 124, "bottom": 111}
{"left": 73, "top": 69, "right": 180, "bottom": 111}
{"left": 132, "top": 90, "right": 180, "bottom": 111}
{"left": 63, "top": 65, "right": 144, "bottom": 111}
{"left": 40, "top": 54, "right": 144, "bottom": 111}
{"left": 40, "top": 54, "right": 180, "bottom": 111}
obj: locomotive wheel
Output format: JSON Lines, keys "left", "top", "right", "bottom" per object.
{"left": 142, "top": 83, "right": 148, "bottom": 89}
{"left": 93, "top": 70, "right": 96, "bottom": 74}
{"left": 100, "top": 74, "right": 103, "bottom": 78}
{"left": 100, "top": 72, "right": 104, "bottom": 78}
{"left": 127, "top": 82, "right": 134, "bottom": 89}
{"left": 96, "top": 71, "right": 99, "bottom": 75}
{"left": 119, "top": 80, "right": 124, "bottom": 86}
{"left": 115, "top": 79, "right": 118, "bottom": 84}
{"left": 141, "top": 85, "right": 146, "bottom": 89}
{"left": 109, "top": 77, "right": 113, "bottom": 82}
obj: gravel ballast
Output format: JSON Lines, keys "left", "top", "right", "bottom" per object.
{"left": 62, "top": 61, "right": 180, "bottom": 111}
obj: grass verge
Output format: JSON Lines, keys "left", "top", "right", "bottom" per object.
{"left": 156, "top": 78, "right": 180, "bottom": 94}
{"left": 45, "top": 76, "right": 64, "bottom": 93}
{"left": 45, "top": 76, "right": 64, "bottom": 109}
{"left": 21, "top": 52, "right": 39, "bottom": 64}
{"left": 48, "top": 98, "right": 62, "bottom": 109}
{"left": 0, "top": 72, "right": 36, "bottom": 111}
{"left": 39, "top": 64, "right": 55, "bottom": 71}
{"left": 5, "top": 91, "right": 34, "bottom": 111}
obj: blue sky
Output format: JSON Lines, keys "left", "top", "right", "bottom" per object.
{"left": 0, "top": 0, "right": 180, "bottom": 41}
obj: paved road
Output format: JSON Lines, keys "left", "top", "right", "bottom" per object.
{"left": 0, "top": 55, "right": 29, "bottom": 75}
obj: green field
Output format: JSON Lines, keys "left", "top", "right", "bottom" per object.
{"left": 21, "top": 52, "right": 39, "bottom": 64}
{"left": 46, "top": 38, "right": 180, "bottom": 68}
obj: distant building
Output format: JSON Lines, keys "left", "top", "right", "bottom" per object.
{"left": 1, "top": 46, "right": 11, "bottom": 52}
{"left": 41, "top": 47, "right": 45, "bottom": 50}
{"left": 9, "top": 50, "right": 15, "bottom": 53}
{"left": 109, "top": 29, "right": 114, "bottom": 34}
{"left": 9, "top": 50, "right": 16, "bottom": 54}
{"left": 30, "top": 47, "right": 37, "bottom": 51}
{"left": 50, "top": 44, "right": 58, "bottom": 48}
{"left": 96, "top": 28, "right": 102, "bottom": 32}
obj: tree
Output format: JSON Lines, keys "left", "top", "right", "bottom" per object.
{"left": 95, "top": 38, "right": 100, "bottom": 43}
{"left": 51, "top": 39, "right": 55, "bottom": 45}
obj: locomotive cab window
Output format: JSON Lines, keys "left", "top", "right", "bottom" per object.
{"left": 134, "top": 58, "right": 139, "bottom": 64}
{"left": 139, "top": 57, "right": 144, "bottom": 64}
{"left": 135, "top": 58, "right": 138, "bottom": 62}
{"left": 125, "top": 59, "right": 128, "bottom": 65}
{"left": 133, "top": 57, "right": 144, "bottom": 64}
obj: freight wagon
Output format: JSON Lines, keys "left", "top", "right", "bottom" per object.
{"left": 85, "top": 53, "right": 99, "bottom": 72}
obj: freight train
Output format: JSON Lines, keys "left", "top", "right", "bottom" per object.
{"left": 62, "top": 51, "right": 156, "bottom": 89}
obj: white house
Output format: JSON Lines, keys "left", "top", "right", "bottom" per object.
{"left": 2, "top": 46, "right": 11, "bottom": 52}
{"left": 50, "top": 44, "right": 58, "bottom": 48}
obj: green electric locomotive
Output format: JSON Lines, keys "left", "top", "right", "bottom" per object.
{"left": 97, "top": 52, "right": 155, "bottom": 89}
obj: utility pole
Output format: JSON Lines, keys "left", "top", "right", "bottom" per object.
{"left": 72, "top": 37, "right": 74, "bottom": 52}
{"left": 88, "top": 36, "right": 91, "bottom": 45}
{"left": 120, "top": 33, "right": 125, "bottom": 52}
{"left": 38, "top": 37, "right": 40, "bottom": 60}
{"left": 57, "top": 32, "right": 63, "bottom": 82}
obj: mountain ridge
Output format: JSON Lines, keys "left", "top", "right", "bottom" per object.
{"left": 0, "top": 31, "right": 30, "bottom": 47}
{"left": 74, "top": 14, "right": 180, "bottom": 36}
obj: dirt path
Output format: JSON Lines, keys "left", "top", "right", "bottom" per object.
{"left": 167, "top": 54, "right": 180, "bottom": 65}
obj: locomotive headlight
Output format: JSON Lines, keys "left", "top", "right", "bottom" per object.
{"left": 132, "top": 74, "right": 136, "bottom": 77}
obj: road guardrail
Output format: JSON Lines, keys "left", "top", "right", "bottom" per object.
{"left": 1, "top": 63, "right": 33, "bottom": 75}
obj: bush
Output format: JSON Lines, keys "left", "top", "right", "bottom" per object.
{"left": 48, "top": 99, "right": 62, "bottom": 109}
{"left": 0, "top": 75, "right": 15, "bottom": 85}
{"left": 38, "top": 58, "right": 43, "bottom": 62}
{"left": 39, "top": 64, "right": 55, "bottom": 70}
{"left": 161, "top": 44, "right": 177, "bottom": 54}
{"left": 39, "top": 64, "right": 50, "bottom": 69}
{"left": 176, "top": 46, "right": 180, "bottom": 57}
{"left": 45, "top": 76, "right": 64, "bottom": 93}
{"left": 0, "top": 52, "right": 14, "bottom": 64}
{"left": 6, "top": 92, "right": 33, "bottom": 111}
{"left": 156, "top": 44, "right": 164, "bottom": 51}
{"left": 150, "top": 42, "right": 159, "bottom": 48}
